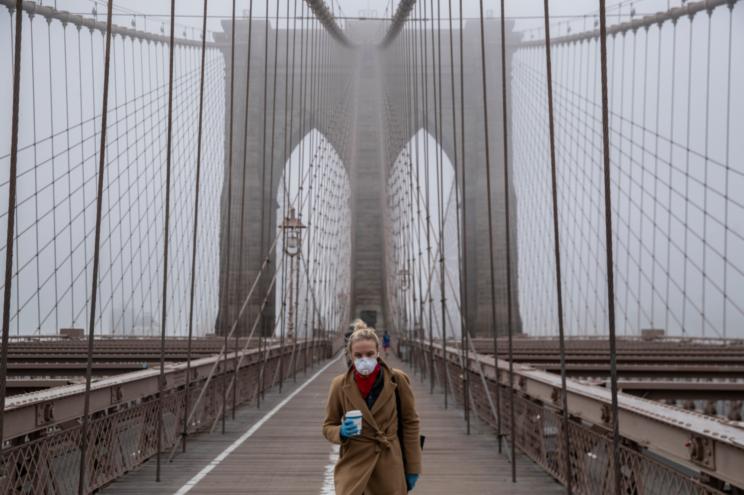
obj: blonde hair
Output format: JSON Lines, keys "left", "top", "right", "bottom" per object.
{"left": 346, "top": 319, "right": 380, "bottom": 356}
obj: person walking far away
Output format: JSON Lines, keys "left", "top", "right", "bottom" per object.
{"left": 323, "top": 319, "right": 423, "bottom": 494}
{"left": 382, "top": 330, "right": 391, "bottom": 359}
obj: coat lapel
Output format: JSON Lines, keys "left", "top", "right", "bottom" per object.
{"left": 343, "top": 372, "right": 379, "bottom": 431}
{"left": 371, "top": 365, "right": 397, "bottom": 416}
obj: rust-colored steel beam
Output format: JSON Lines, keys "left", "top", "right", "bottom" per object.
{"left": 536, "top": 363, "right": 744, "bottom": 379}
{"left": 612, "top": 381, "right": 744, "bottom": 401}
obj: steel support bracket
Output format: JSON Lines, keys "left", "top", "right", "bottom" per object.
{"left": 35, "top": 402, "right": 54, "bottom": 426}
{"left": 688, "top": 434, "right": 716, "bottom": 470}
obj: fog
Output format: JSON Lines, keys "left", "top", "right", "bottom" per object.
{"left": 0, "top": 0, "right": 742, "bottom": 338}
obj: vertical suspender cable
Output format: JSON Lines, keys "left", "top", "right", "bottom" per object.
{"left": 222, "top": 0, "right": 238, "bottom": 425}
{"left": 597, "top": 1, "right": 622, "bottom": 492}
{"left": 182, "top": 0, "right": 210, "bottom": 453}
{"left": 722, "top": 3, "right": 734, "bottom": 340}
{"left": 310, "top": 20, "right": 321, "bottom": 363}
{"left": 156, "top": 0, "right": 177, "bottom": 482}
{"left": 267, "top": 0, "right": 282, "bottom": 393}
{"left": 477, "top": 0, "right": 502, "bottom": 444}
{"left": 411, "top": 1, "right": 419, "bottom": 374}
{"left": 415, "top": 1, "right": 426, "bottom": 378}
{"left": 286, "top": 0, "right": 299, "bottom": 382}
{"left": 458, "top": 0, "right": 470, "bottom": 436}
{"left": 406, "top": 25, "right": 417, "bottom": 360}
{"left": 298, "top": 1, "right": 308, "bottom": 372}
{"left": 257, "top": 0, "right": 272, "bottom": 407}
{"left": 445, "top": 0, "right": 458, "bottom": 414}
{"left": 78, "top": 1, "right": 115, "bottom": 493}
{"left": 541, "top": 0, "right": 572, "bottom": 492}
{"left": 434, "top": 0, "right": 448, "bottom": 409}
{"left": 0, "top": 0, "right": 24, "bottom": 456}
{"left": 421, "top": 0, "right": 434, "bottom": 391}
{"left": 410, "top": 1, "right": 422, "bottom": 374}
{"left": 234, "top": 0, "right": 256, "bottom": 415}
{"left": 45, "top": 17, "right": 60, "bottom": 333}
{"left": 497, "top": 0, "right": 517, "bottom": 479}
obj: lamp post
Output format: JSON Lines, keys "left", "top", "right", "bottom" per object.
{"left": 280, "top": 207, "right": 305, "bottom": 342}
{"left": 398, "top": 268, "right": 410, "bottom": 361}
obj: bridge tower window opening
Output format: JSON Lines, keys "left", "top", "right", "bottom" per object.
{"left": 387, "top": 129, "right": 462, "bottom": 341}
{"left": 274, "top": 129, "right": 352, "bottom": 341}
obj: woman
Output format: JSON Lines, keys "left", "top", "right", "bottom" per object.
{"left": 322, "top": 320, "right": 422, "bottom": 494}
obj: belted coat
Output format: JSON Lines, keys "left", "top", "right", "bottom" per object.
{"left": 322, "top": 359, "right": 422, "bottom": 495}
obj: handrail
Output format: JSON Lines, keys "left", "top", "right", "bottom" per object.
{"left": 412, "top": 339, "right": 744, "bottom": 489}
{"left": 1, "top": 340, "right": 321, "bottom": 442}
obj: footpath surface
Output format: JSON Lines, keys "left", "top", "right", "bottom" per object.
{"left": 103, "top": 354, "right": 563, "bottom": 494}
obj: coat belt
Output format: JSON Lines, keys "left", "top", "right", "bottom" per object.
{"left": 372, "top": 430, "right": 397, "bottom": 453}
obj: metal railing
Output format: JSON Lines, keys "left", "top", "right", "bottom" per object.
{"left": 408, "top": 339, "right": 744, "bottom": 494}
{"left": 0, "top": 339, "right": 331, "bottom": 494}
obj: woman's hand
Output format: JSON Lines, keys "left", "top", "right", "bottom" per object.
{"left": 405, "top": 473, "right": 419, "bottom": 491}
{"left": 339, "top": 418, "right": 359, "bottom": 439}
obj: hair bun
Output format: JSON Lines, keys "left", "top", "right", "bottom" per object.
{"left": 352, "top": 318, "right": 368, "bottom": 331}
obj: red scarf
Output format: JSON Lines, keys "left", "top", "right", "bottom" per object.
{"left": 353, "top": 363, "right": 381, "bottom": 399}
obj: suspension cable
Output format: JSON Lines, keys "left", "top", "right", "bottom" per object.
{"left": 541, "top": 0, "right": 572, "bottom": 492}
{"left": 233, "top": 0, "right": 255, "bottom": 418}
{"left": 220, "top": 0, "right": 238, "bottom": 429}
{"left": 78, "top": 1, "right": 115, "bottom": 492}
{"left": 495, "top": 0, "right": 518, "bottom": 477}
{"left": 181, "top": 0, "right": 210, "bottom": 454}
{"left": 0, "top": 0, "right": 24, "bottom": 455}
{"left": 155, "top": 0, "right": 178, "bottom": 482}
{"left": 457, "top": 0, "right": 470, "bottom": 436}
{"left": 597, "top": 1, "right": 622, "bottom": 492}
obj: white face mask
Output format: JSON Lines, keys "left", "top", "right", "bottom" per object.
{"left": 354, "top": 356, "right": 378, "bottom": 376}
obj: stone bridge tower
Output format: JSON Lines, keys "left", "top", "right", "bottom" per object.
{"left": 215, "top": 18, "right": 521, "bottom": 338}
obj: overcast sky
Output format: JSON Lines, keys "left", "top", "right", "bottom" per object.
{"left": 1, "top": 0, "right": 742, "bottom": 337}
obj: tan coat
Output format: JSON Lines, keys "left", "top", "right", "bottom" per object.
{"left": 322, "top": 360, "right": 422, "bottom": 495}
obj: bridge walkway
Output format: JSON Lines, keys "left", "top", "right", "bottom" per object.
{"left": 103, "top": 354, "right": 562, "bottom": 494}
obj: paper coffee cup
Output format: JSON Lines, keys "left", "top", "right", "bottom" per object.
{"left": 346, "top": 410, "right": 362, "bottom": 435}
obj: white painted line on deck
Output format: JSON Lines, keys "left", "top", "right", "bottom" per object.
{"left": 174, "top": 354, "right": 342, "bottom": 495}
{"left": 320, "top": 444, "right": 340, "bottom": 495}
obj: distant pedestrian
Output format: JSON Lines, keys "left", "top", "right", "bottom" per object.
{"left": 323, "top": 319, "right": 423, "bottom": 494}
{"left": 382, "top": 330, "right": 391, "bottom": 358}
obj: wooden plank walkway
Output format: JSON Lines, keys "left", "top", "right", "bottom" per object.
{"left": 103, "top": 354, "right": 563, "bottom": 494}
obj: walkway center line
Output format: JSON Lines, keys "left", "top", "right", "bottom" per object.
{"left": 174, "top": 354, "right": 342, "bottom": 495}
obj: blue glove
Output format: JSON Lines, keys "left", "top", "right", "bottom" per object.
{"left": 405, "top": 473, "right": 419, "bottom": 491}
{"left": 339, "top": 418, "right": 359, "bottom": 440}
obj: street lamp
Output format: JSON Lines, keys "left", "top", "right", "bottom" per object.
{"left": 399, "top": 268, "right": 410, "bottom": 291}
{"left": 280, "top": 208, "right": 305, "bottom": 341}
{"left": 281, "top": 207, "right": 305, "bottom": 257}
{"left": 398, "top": 268, "right": 412, "bottom": 360}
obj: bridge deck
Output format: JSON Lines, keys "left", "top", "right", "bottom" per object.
{"left": 103, "top": 355, "right": 562, "bottom": 494}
